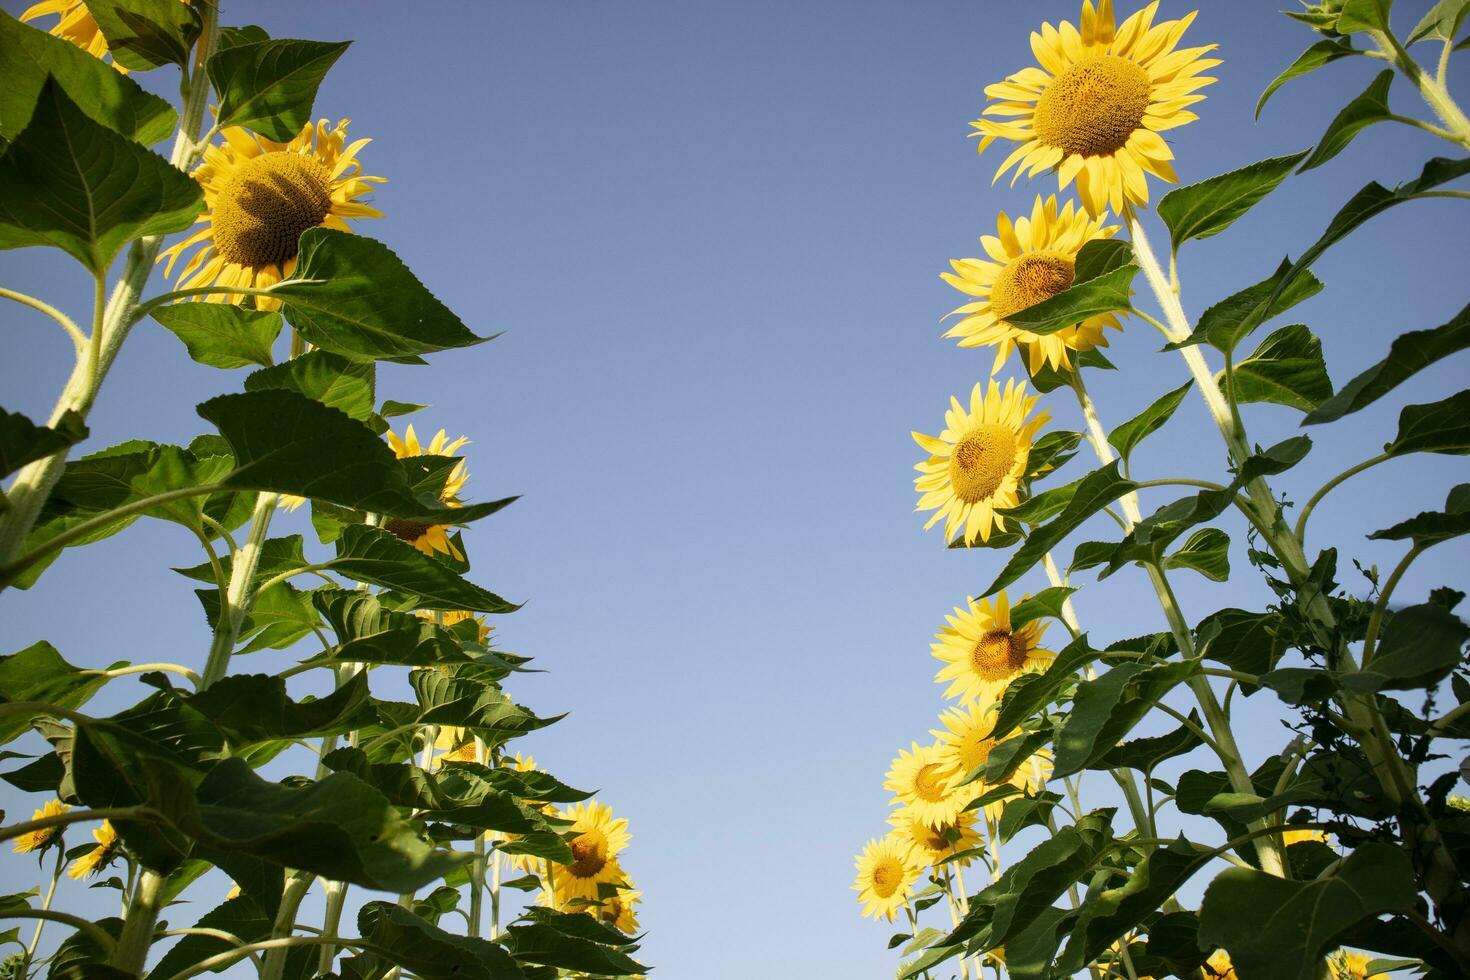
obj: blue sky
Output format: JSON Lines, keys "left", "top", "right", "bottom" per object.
{"left": 2, "top": 1, "right": 1468, "bottom": 977}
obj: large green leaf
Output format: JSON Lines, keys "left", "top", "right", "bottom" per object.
{"left": 1164, "top": 527, "right": 1230, "bottom": 582}
{"left": 1407, "top": 0, "right": 1470, "bottom": 42}
{"left": 1385, "top": 389, "right": 1470, "bottom": 456}
{"left": 0, "top": 408, "right": 86, "bottom": 481}
{"left": 206, "top": 39, "right": 350, "bottom": 142}
{"left": 144, "top": 895, "right": 273, "bottom": 980}
{"left": 1002, "top": 264, "right": 1136, "bottom": 337}
{"left": 0, "top": 642, "right": 117, "bottom": 746}
{"left": 167, "top": 671, "right": 375, "bottom": 747}
{"left": 1176, "top": 260, "right": 1325, "bottom": 355}
{"left": 273, "top": 230, "right": 489, "bottom": 362}
{"left": 243, "top": 351, "right": 375, "bottom": 421}
{"left": 1157, "top": 151, "right": 1307, "bottom": 250}
{"left": 411, "top": 667, "right": 561, "bottom": 740}
{"left": 1298, "top": 70, "right": 1393, "bottom": 171}
{"left": 0, "top": 79, "right": 203, "bottom": 274}
{"left": 1226, "top": 323, "right": 1332, "bottom": 412}
{"left": 1256, "top": 39, "right": 1361, "bottom": 119}
{"left": 151, "top": 304, "right": 281, "bottom": 369}
{"left": 1198, "top": 843, "right": 1417, "bottom": 980}
{"left": 1335, "top": 0, "right": 1393, "bottom": 33}
{"left": 1369, "top": 483, "right": 1470, "bottom": 545}
{"left": 1096, "top": 714, "right": 1203, "bottom": 770}
{"left": 354, "top": 902, "right": 526, "bottom": 980}
{"left": 1196, "top": 608, "right": 1286, "bottom": 677}
{"left": 1305, "top": 301, "right": 1470, "bottom": 423}
{"left": 0, "top": 10, "right": 175, "bottom": 146}
{"left": 329, "top": 525, "right": 519, "bottom": 613}
{"left": 502, "top": 920, "right": 647, "bottom": 976}
{"left": 1348, "top": 603, "right": 1469, "bottom": 693}
{"left": 1107, "top": 381, "right": 1191, "bottom": 466}
{"left": 84, "top": 0, "right": 200, "bottom": 71}
{"left": 1051, "top": 660, "right": 1198, "bottom": 777}
{"left": 993, "top": 635, "right": 1096, "bottom": 735}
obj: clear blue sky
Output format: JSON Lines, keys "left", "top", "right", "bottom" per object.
{"left": 2, "top": 1, "right": 1467, "bottom": 977}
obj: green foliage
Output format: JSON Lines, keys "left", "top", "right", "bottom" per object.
{"left": 151, "top": 305, "right": 283, "bottom": 369}
{"left": 0, "top": 409, "right": 86, "bottom": 482}
{"left": 1226, "top": 322, "right": 1332, "bottom": 412}
{"left": 1256, "top": 39, "right": 1361, "bottom": 118}
{"left": 85, "top": 0, "right": 201, "bottom": 71}
{"left": 1157, "top": 151, "right": 1307, "bottom": 249}
{"left": 206, "top": 38, "right": 350, "bottom": 142}
{"left": 1298, "top": 69, "right": 1394, "bottom": 171}
{"left": 1107, "top": 381, "right": 1190, "bottom": 466}
{"left": 1002, "top": 263, "right": 1136, "bottom": 337}
{"left": 1385, "top": 389, "right": 1470, "bottom": 456}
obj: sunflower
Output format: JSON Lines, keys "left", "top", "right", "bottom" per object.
{"left": 159, "top": 119, "right": 384, "bottom": 308}
{"left": 887, "top": 807, "right": 982, "bottom": 868}
{"left": 415, "top": 608, "right": 494, "bottom": 645}
{"left": 12, "top": 799, "right": 69, "bottom": 854}
{"left": 932, "top": 592, "right": 1054, "bottom": 704}
{"left": 432, "top": 726, "right": 479, "bottom": 764}
{"left": 67, "top": 820, "right": 121, "bottom": 879}
{"left": 852, "top": 834, "right": 924, "bottom": 922}
{"left": 378, "top": 425, "right": 471, "bottom": 561}
{"left": 1203, "top": 950, "right": 1237, "bottom": 980}
{"left": 1281, "top": 828, "right": 1332, "bottom": 847}
{"left": 19, "top": 0, "right": 187, "bottom": 71}
{"left": 934, "top": 703, "right": 1052, "bottom": 804}
{"left": 971, "top": 0, "right": 1220, "bottom": 217}
{"left": 913, "top": 379, "right": 1049, "bottom": 545}
{"left": 1329, "top": 951, "right": 1384, "bottom": 980}
{"left": 942, "top": 195, "right": 1122, "bottom": 375}
{"left": 595, "top": 882, "right": 642, "bottom": 935}
{"left": 550, "top": 801, "right": 632, "bottom": 904}
{"left": 884, "top": 741, "right": 972, "bottom": 828}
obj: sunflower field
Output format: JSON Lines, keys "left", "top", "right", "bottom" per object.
{"left": 850, "top": 2, "right": 1470, "bottom": 979}
{"left": 0, "top": 3, "right": 647, "bottom": 979}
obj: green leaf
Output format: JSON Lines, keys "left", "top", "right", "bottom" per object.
{"left": 1158, "top": 151, "right": 1308, "bottom": 250}
{"left": 145, "top": 896, "right": 273, "bottom": 980}
{"left": 0, "top": 10, "right": 175, "bottom": 146}
{"left": 1196, "top": 608, "right": 1285, "bottom": 677}
{"left": 354, "top": 902, "right": 525, "bottom": 980}
{"left": 1347, "top": 603, "right": 1469, "bottom": 693}
{"left": 1198, "top": 843, "right": 1417, "bottom": 980}
{"left": 1226, "top": 323, "right": 1331, "bottom": 412}
{"left": 1107, "top": 381, "right": 1191, "bottom": 465}
{"left": 0, "top": 78, "right": 203, "bottom": 274}
{"left": 1305, "top": 301, "right": 1470, "bottom": 423}
{"left": 273, "top": 230, "right": 489, "bottom": 362}
{"left": 150, "top": 304, "right": 281, "bottom": 369}
{"left": 244, "top": 351, "right": 375, "bottom": 421}
{"left": 503, "top": 920, "right": 647, "bottom": 976}
{"left": 175, "top": 534, "right": 306, "bottom": 587}
{"left": 169, "top": 671, "right": 375, "bottom": 747}
{"left": 1408, "top": 0, "right": 1470, "bottom": 42}
{"left": 993, "top": 635, "right": 1097, "bottom": 736}
{"left": 1336, "top": 0, "right": 1394, "bottom": 33}
{"left": 1256, "top": 39, "right": 1362, "bottom": 119}
{"left": 330, "top": 525, "right": 518, "bottom": 613}
{"left": 0, "top": 408, "right": 86, "bottom": 481}
{"left": 1370, "top": 483, "right": 1470, "bottom": 545}
{"left": 1002, "top": 264, "right": 1136, "bottom": 337}
{"left": 1178, "top": 260, "right": 1325, "bottom": 354}
{"left": 1096, "top": 713, "right": 1203, "bottom": 771}
{"left": 1164, "top": 527, "right": 1231, "bottom": 581}
{"left": 84, "top": 0, "right": 200, "bottom": 71}
{"left": 1073, "top": 238, "right": 1134, "bottom": 280}
{"left": 1009, "top": 587, "right": 1075, "bottom": 628}
{"left": 983, "top": 463, "right": 1137, "bottom": 597}
{"left": 1299, "top": 70, "right": 1393, "bottom": 172}
{"left": 999, "top": 906, "right": 1072, "bottom": 980}
{"left": 1385, "top": 389, "right": 1470, "bottom": 456}
{"left": 206, "top": 39, "right": 350, "bottom": 142}
{"left": 381, "top": 400, "right": 428, "bottom": 419}
{"left": 1052, "top": 660, "right": 1198, "bottom": 777}
{"left": 0, "top": 642, "right": 115, "bottom": 746}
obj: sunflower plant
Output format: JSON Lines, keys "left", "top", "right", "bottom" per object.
{"left": 0, "top": 4, "right": 646, "bottom": 979}
{"left": 856, "top": 2, "right": 1470, "bottom": 978}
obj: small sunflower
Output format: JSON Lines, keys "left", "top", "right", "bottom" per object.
{"left": 913, "top": 379, "right": 1050, "bottom": 545}
{"left": 1203, "top": 950, "right": 1237, "bottom": 980}
{"left": 67, "top": 820, "right": 121, "bottom": 879}
{"left": 971, "top": 0, "right": 1220, "bottom": 217}
{"left": 12, "top": 799, "right": 69, "bottom": 854}
{"left": 887, "top": 807, "right": 982, "bottom": 868}
{"left": 932, "top": 592, "right": 1054, "bottom": 704}
{"left": 934, "top": 702, "right": 1053, "bottom": 803}
{"left": 852, "top": 834, "right": 924, "bottom": 922}
{"left": 550, "top": 801, "right": 632, "bottom": 904}
{"left": 159, "top": 119, "right": 384, "bottom": 308}
{"left": 432, "top": 725, "right": 479, "bottom": 764}
{"left": 884, "top": 741, "right": 972, "bottom": 828}
{"left": 379, "top": 425, "right": 471, "bottom": 561}
{"left": 595, "top": 882, "right": 642, "bottom": 935}
{"left": 942, "top": 195, "right": 1122, "bottom": 375}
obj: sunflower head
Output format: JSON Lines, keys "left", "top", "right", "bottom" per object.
{"left": 67, "top": 820, "right": 121, "bottom": 879}
{"left": 913, "top": 379, "right": 1050, "bottom": 545}
{"left": 971, "top": 0, "right": 1220, "bottom": 216}
{"left": 1328, "top": 950, "right": 1383, "bottom": 980}
{"left": 22, "top": 1, "right": 123, "bottom": 70}
{"left": 887, "top": 807, "right": 982, "bottom": 867}
{"left": 595, "top": 883, "right": 643, "bottom": 935}
{"left": 12, "top": 799, "right": 70, "bottom": 854}
{"left": 1203, "top": 950, "right": 1237, "bottom": 980}
{"left": 379, "top": 424, "right": 473, "bottom": 562}
{"left": 942, "top": 195, "right": 1122, "bottom": 375}
{"left": 852, "top": 834, "right": 924, "bottom": 921}
{"left": 883, "top": 741, "right": 974, "bottom": 828}
{"left": 931, "top": 592, "right": 1055, "bottom": 704}
{"left": 550, "top": 801, "right": 632, "bottom": 903}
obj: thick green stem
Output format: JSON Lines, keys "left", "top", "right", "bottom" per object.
{"left": 110, "top": 870, "right": 166, "bottom": 975}
{"left": 258, "top": 873, "right": 313, "bottom": 980}
{"left": 1375, "top": 30, "right": 1470, "bottom": 151}
{"left": 316, "top": 879, "right": 348, "bottom": 974}
{"left": 202, "top": 492, "right": 280, "bottom": 688}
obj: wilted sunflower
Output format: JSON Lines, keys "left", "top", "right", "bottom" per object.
{"left": 551, "top": 801, "right": 632, "bottom": 904}
{"left": 159, "top": 119, "right": 384, "bottom": 307}
{"left": 884, "top": 741, "right": 972, "bottom": 828}
{"left": 20, "top": 0, "right": 187, "bottom": 71}
{"left": 378, "top": 425, "right": 471, "bottom": 561}
{"left": 887, "top": 808, "right": 982, "bottom": 868}
{"left": 12, "top": 799, "right": 69, "bottom": 854}
{"left": 913, "top": 379, "right": 1049, "bottom": 545}
{"left": 942, "top": 195, "right": 1122, "bottom": 375}
{"left": 67, "top": 820, "right": 121, "bottom": 879}
{"left": 852, "top": 834, "right": 924, "bottom": 921}
{"left": 932, "top": 592, "right": 1054, "bottom": 704}
{"left": 595, "top": 882, "right": 642, "bottom": 934}
{"left": 934, "top": 702, "right": 1052, "bottom": 804}
{"left": 971, "top": 0, "right": 1220, "bottom": 216}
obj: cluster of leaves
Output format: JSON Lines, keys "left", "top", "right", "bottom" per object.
{"left": 0, "top": 4, "right": 645, "bottom": 980}
{"left": 894, "top": 3, "right": 1470, "bottom": 980}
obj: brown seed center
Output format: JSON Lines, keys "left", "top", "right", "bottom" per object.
{"left": 568, "top": 832, "right": 608, "bottom": 878}
{"left": 949, "top": 425, "right": 1019, "bottom": 503}
{"left": 970, "top": 628, "right": 1029, "bottom": 679}
{"left": 1033, "top": 54, "right": 1152, "bottom": 157}
{"left": 913, "top": 763, "right": 950, "bottom": 803}
{"left": 871, "top": 858, "right": 903, "bottom": 898}
{"left": 989, "top": 251, "right": 1076, "bottom": 321}
{"left": 212, "top": 152, "right": 333, "bottom": 268}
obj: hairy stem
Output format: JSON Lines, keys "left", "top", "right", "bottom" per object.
{"left": 110, "top": 869, "right": 166, "bottom": 976}
{"left": 201, "top": 492, "right": 280, "bottom": 688}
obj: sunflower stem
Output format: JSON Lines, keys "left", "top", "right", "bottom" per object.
{"left": 1294, "top": 451, "right": 1393, "bottom": 543}
{"left": 316, "top": 880, "right": 348, "bottom": 975}
{"left": 1373, "top": 29, "right": 1470, "bottom": 152}
{"left": 258, "top": 873, "right": 313, "bottom": 980}
{"left": 110, "top": 869, "right": 166, "bottom": 976}
{"left": 201, "top": 491, "right": 280, "bottom": 689}
{"left": 22, "top": 846, "right": 65, "bottom": 976}
{"left": 0, "top": 286, "right": 87, "bottom": 353}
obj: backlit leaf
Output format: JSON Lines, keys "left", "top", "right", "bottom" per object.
{"left": 243, "top": 351, "right": 375, "bottom": 421}
{"left": 0, "top": 408, "right": 86, "bottom": 481}
{"left": 329, "top": 525, "right": 519, "bottom": 613}
{"left": 1176, "top": 260, "right": 1324, "bottom": 354}
{"left": 151, "top": 305, "right": 281, "bottom": 369}
{"left": 1164, "top": 527, "right": 1231, "bottom": 582}
{"left": 1384, "top": 389, "right": 1470, "bottom": 456}
{"left": 206, "top": 39, "right": 350, "bottom": 142}
{"left": 1369, "top": 483, "right": 1470, "bottom": 545}
{"left": 85, "top": 0, "right": 200, "bottom": 71}
{"left": 1002, "top": 264, "right": 1136, "bottom": 337}
{"left": 1158, "top": 151, "right": 1307, "bottom": 249}
{"left": 1226, "top": 323, "right": 1331, "bottom": 412}
{"left": 1299, "top": 70, "right": 1393, "bottom": 171}
{"left": 1107, "top": 381, "right": 1191, "bottom": 465}
{"left": 1256, "top": 39, "right": 1361, "bottom": 119}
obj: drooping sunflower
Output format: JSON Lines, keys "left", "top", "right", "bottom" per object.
{"left": 913, "top": 379, "right": 1049, "bottom": 545}
{"left": 852, "top": 834, "right": 924, "bottom": 921}
{"left": 942, "top": 195, "right": 1122, "bottom": 375}
{"left": 595, "top": 882, "right": 643, "bottom": 935}
{"left": 934, "top": 702, "right": 1053, "bottom": 803}
{"left": 884, "top": 741, "right": 973, "bottom": 828}
{"left": 378, "top": 425, "right": 471, "bottom": 561}
{"left": 550, "top": 801, "right": 632, "bottom": 904}
{"left": 932, "top": 592, "right": 1054, "bottom": 704}
{"left": 159, "top": 119, "right": 384, "bottom": 307}
{"left": 12, "top": 799, "right": 69, "bottom": 854}
{"left": 887, "top": 807, "right": 982, "bottom": 868}
{"left": 971, "top": 0, "right": 1220, "bottom": 217}
{"left": 67, "top": 820, "right": 121, "bottom": 879}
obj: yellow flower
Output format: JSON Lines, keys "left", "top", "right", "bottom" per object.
{"left": 913, "top": 379, "right": 1049, "bottom": 545}
{"left": 12, "top": 799, "right": 69, "bottom": 854}
{"left": 66, "top": 820, "right": 121, "bottom": 879}
{"left": 886, "top": 807, "right": 982, "bottom": 868}
{"left": 159, "top": 119, "right": 384, "bottom": 308}
{"left": 1329, "top": 950, "right": 1384, "bottom": 980}
{"left": 378, "top": 425, "right": 471, "bottom": 561}
{"left": 432, "top": 726, "right": 479, "bottom": 764}
{"left": 549, "top": 801, "right": 631, "bottom": 905}
{"left": 852, "top": 834, "right": 924, "bottom": 921}
{"left": 884, "top": 741, "right": 972, "bottom": 828}
{"left": 942, "top": 195, "right": 1122, "bottom": 375}
{"left": 595, "top": 881, "right": 642, "bottom": 935}
{"left": 931, "top": 592, "right": 1055, "bottom": 704}
{"left": 1203, "top": 950, "right": 1237, "bottom": 980}
{"left": 933, "top": 703, "right": 1053, "bottom": 809}
{"left": 1281, "top": 828, "right": 1332, "bottom": 847}
{"left": 415, "top": 608, "right": 494, "bottom": 645}
{"left": 971, "top": 0, "right": 1220, "bottom": 217}
{"left": 20, "top": 0, "right": 188, "bottom": 72}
